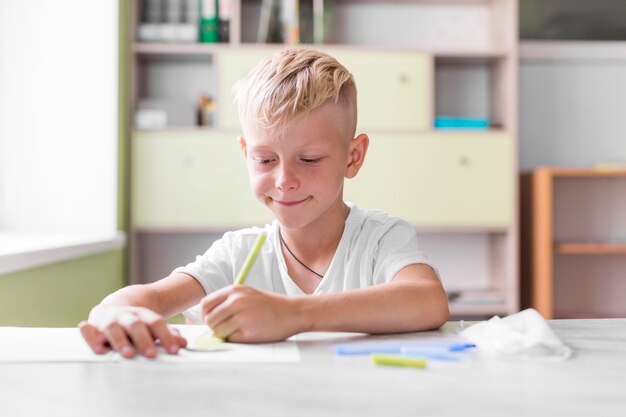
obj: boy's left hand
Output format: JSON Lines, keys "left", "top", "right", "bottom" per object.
{"left": 200, "top": 285, "right": 304, "bottom": 343}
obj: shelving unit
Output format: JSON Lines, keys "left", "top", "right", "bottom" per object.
{"left": 127, "top": 0, "right": 519, "bottom": 318}
{"left": 555, "top": 243, "right": 626, "bottom": 255}
{"left": 521, "top": 167, "right": 626, "bottom": 319}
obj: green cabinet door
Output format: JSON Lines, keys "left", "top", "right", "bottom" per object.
{"left": 132, "top": 131, "right": 272, "bottom": 228}
{"left": 218, "top": 48, "right": 432, "bottom": 133}
{"left": 326, "top": 49, "right": 432, "bottom": 132}
{"left": 344, "top": 133, "right": 514, "bottom": 227}
{"left": 218, "top": 48, "right": 281, "bottom": 131}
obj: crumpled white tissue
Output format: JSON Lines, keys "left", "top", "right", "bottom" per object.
{"left": 459, "top": 308, "right": 573, "bottom": 360}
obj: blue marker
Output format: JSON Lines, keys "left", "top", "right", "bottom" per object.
{"left": 400, "top": 345, "right": 468, "bottom": 362}
{"left": 335, "top": 340, "right": 475, "bottom": 356}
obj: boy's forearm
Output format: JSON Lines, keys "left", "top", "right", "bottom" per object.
{"left": 100, "top": 284, "right": 157, "bottom": 310}
{"left": 97, "top": 273, "right": 205, "bottom": 319}
{"left": 98, "top": 284, "right": 182, "bottom": 319}
{"left": 293, "top": 281, "right": 449, "bottom": 334}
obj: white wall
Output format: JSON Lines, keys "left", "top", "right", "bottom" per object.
{"left": 520, "top": 41, "right": 626, "bottom": 171}
{"left": 0, "top": 0, "right": 119, "bottom": 233}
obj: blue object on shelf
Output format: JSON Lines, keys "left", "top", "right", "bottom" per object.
{"left": 435, "top": 116, "right": 489, "bottom": 129}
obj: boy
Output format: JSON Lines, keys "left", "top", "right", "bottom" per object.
{"left": 80, "top": 48, "right": 449, "bottom": 358}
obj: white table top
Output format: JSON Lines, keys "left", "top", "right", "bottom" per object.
{"left": 1, "top": 319, "right": 625, "bottom": 417}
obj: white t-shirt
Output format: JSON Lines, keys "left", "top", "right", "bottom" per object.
{"left": 173, "top": 203, "right": 436, "bottom": 323}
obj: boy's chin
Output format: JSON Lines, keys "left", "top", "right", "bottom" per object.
{"left": 269, "top": 209, "right": 318, "bottom": 230}
{"left": 272, "top": 214, "right": 309, "bottom": 230}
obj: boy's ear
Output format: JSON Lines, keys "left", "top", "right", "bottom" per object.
{"left": 238, "top": 136, "right": 247, "bottom": 159}
{"left": 345, "top": 133, "right": 369, "bottom": 179}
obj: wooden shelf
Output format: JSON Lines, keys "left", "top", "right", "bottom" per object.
{"left": 132, "top": 126, "right": 239, "bottom": 134}
{"left": 134, "top": 42, "right": 511, "bottom": 60}
{"left": 334, "top": 0, "right": 495, "bottom": 7}
{"left": 133, "top": 225, "right": 510, "bottom": 235}
{"left": 538, "top": 166, "right": 626, "bottom": 178}
{"left": 133, "top": 126, "right": 509, "bottom": 136}
{"left": 449, "top": 289, "right": 509, "bottom": 317}
{"left": 430, "top": 128, "right": 508, "bottom": 135}
{"left": 132, "top": 226, "right": 243, "bottom": 235}
{"left": 434, "top": 50, "right": 510, "bottom": 63}
{"left": 133, "top": 42, "right": 231, "bottom": 55}
{"left": 415, "top": 225, "right": 509, "bottom": 234}
{"left": 522, "top": 167, "right": 626, "bottom": 319}
{"left": 555, "top": 242, "right": 626, "bottom": 255}
{"left": 553, "top": 310, "right": 626, "bottom": 319}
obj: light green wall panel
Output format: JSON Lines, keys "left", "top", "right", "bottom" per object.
{"left": 218, "top": 47, "right": 281, "bottom": 131}
{"left": 132, "top": 131, "right": 273, "bottom": 228}
{"left": 217, "top": 47, "right": 431, "bottom": 133}
{"left": 134, "top": 131, "right": 513, "bottom": 229}
{"left": 0, "top": 250, "right": 125, "bottom": 327}
{"left": 118, "top": 0, "right": 130, "bottom": 232}
{"left": 344, "top": 132, "right": 514, "bottom": 227}
{"left": 326, "top": 49, "right": 432, "bottom": 132}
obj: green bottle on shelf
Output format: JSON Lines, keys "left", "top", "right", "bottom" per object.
{"left": 200, "top": 0, "right": 218, "bottom": 43}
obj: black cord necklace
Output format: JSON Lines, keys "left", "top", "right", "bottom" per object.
{"left": 278, "top": 229, "right": 324, "bottom": 278}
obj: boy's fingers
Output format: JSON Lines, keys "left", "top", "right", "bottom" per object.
{"left": 202, "top": 285, "right": 250, "bottom": 327}
{"left": 138, "top": 310, "right": 184, "bottom": 354}
{"left": 210, "top": 316, "right": 239, "bottom": 341}
{"left": 118, "top": 316, "right": 158, "bottom": 358}
{"left": 168, "top": 327, "right": 188, "bottom": 347}
{"left": 78, "top": 321, "right": 107, "bottom": 354}
{"left": 204, "top": 299, "right": 240, "bottom": 332}
{"left": 176, "top": 334, "right": 188, "bottom": 348}
{"left": 102, "top": 320, "right": 136, "bottom": 358}
{"left": 200, "top": 288, "right": 232, "bottom": 318}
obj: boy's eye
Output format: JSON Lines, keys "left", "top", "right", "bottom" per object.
{"left": 301, "top": 157, "right": 322, "bottom": 164}
{"left": 253, "top": 158, "right": 275, "bottom": 165}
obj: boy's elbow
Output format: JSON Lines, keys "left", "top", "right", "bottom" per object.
{"left": 434, "top": 298, "right": 450, "bottom": 329}
{"left": 425, "top": 286, "right": 450, "bottom": 330}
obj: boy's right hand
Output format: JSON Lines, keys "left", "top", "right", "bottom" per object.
{"left": 79, "top": 305, "right": 187, "bottom": 359}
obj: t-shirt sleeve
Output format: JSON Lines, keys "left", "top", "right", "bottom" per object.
{"left": 171, "top": 232, "right": 237, "bottom": 297}
{"left": 372, "top": 219, "right": 438, "bottom": 285}
{"left": 172, "top": 233, "right": 240, "bottom": 324}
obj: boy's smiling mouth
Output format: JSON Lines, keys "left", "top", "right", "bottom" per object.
{"left": 273, "top": 197, "right": 311, "bottom": 206}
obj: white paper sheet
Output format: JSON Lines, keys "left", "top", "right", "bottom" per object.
{"left": 0, "top": 325, "right": 300, "bottom": 363}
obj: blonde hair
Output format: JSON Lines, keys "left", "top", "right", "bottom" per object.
{"left": 235, "top": 48, "right": 357, "bottom": 136}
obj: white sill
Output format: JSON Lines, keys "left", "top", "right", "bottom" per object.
{"left": 0, "top": 231, "right": 126, "bottom": 275}
{"left": 521, "top": 40, "right": 626, "bottom": 61}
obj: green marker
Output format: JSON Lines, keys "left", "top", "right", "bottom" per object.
{"left": 191, "top": 232, "right": 267, "bottom": 349}
{"left": 371, "top": 354, "right": 427, "bottom": 369}
{"left": 235, "top": 232, "right": 267, "bottom": 285}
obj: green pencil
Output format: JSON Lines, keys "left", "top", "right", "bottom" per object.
{"left": 234, "top": 232, "right": 267, "bottom": 285}
{"left": 371, "top": 354, "right": 427, "bottom": 369}
{"left": 192, "top": 231, "right": 267, "bottom": 348}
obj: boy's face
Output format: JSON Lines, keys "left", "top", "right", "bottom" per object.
{"left": 239, "top": 102, "right": 367, "bottom": 232}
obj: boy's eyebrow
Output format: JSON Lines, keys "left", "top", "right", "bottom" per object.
{"left": 246, "top": 145, "right": 275, "bottom": 153}
{"left": 247, "top": 143, "right": 330, "bottom": 153}
{"left": 249, "top": 148, "right": 329, "bottom": 157}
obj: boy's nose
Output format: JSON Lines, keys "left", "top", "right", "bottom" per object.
{"left": 275, "top": 164, "right": 300, "bottom": 191}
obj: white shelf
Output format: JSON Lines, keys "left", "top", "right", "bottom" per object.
{"left": 129, "top": 0, "right": 519, "bottom": 316}
{"left": 521, "top": 40, "right": 626, "bottom": 62}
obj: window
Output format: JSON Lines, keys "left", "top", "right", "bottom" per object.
{"left": 0, "top": 0, "right": 119, "bottom": 233}
{"left": 521, "top": 0, "right": 626, "bottom": 40}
